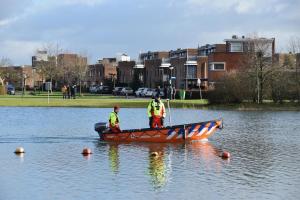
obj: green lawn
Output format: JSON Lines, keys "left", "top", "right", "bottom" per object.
{"left": 0, "top": 92, "right": 122, "bottom": 99}
{"left": 0, "top": 95, "right": 209, "bottom": 108}
{"left": 0, "top": 93, "right": 299, "bottom": 110}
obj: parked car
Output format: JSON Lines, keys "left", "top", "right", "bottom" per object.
{"left": 98, "top": 86, "right": 111, "bottom": 94}
{"left": 144, "top": 89, "right": 155, "bottom": 97}
{"left": 6, "top": 85, "right": 15, "bottom": 95}
{"left": 140, "top": 88, "right": 151, "bottom": 97}
{"left": 135, "top": 88, "right": 145, "bottom": 97}
{"left": 89, "top": 85, "right": 98, "bottom": 93}
{"left": 112, "top": 87, "right": 123, "bottom": 96}
{"left": 153, "top": 90, "right": 164, "bottom": 98}
{"left": 121, "top": 87, "right": 134, "bottom": 96}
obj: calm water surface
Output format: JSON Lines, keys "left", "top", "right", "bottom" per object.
{"left": 0, "top": 107, "right": 299, "bottom": 200}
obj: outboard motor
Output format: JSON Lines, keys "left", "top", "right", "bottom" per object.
{"left": 94, "top": 122, "right": 109, "bottom": 137}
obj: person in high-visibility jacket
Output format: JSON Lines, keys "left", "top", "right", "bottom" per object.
{"left": 147, "top": 96, "right": 166, "bottom": 128}
{"left": 109, "top": 105, "right": 121, "bottom": 133}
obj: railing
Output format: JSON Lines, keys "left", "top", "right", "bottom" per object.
{"left": 160, "top": 58, "right": 171, "bottom": 68}
{"left": 134, "top": 60, "right": 145, "bottom": 68}
{"left": 161, "top": 58, "right": 170, "bottom": 63}
{"left": 187, "top": 56, "right": 198, "bottom": 61}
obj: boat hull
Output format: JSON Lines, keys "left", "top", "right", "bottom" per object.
{"left": 96, "top": 119, "right": 223, "bottom": 143}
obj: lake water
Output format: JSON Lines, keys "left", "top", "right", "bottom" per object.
{"left": 0, "top": 107, "right": 299, "bottom": 200}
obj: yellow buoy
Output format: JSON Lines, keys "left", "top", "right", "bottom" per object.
{"left": 15, "top": 147, "right": 25, "bottom": 154}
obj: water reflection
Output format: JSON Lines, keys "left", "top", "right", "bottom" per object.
{"left": 2, "top": 108, "right": 300, "bottom": 199}
{"left": 15, "top": 153, "right": 25, "bottom": 163}
{"left": 148, "top": 144, "right": 168, "bottom": 189}
{"left": 98, "top": 141, "right": 223, "bottom": 189}
{"left": 187, "top": 141, "right": 225, "bottom": 170}
{"left": 108, "top": 144, "right": 120, "bottom": 174}
{"left": 82, "top": 154, "right": 92, "bottom": 160}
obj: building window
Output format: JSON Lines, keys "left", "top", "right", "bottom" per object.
{"left": 209, "top": 62, "right": 225, "bottom": 71}
{"left": 230, "top": 42, "right": 243, "bottom": 52}
{"left": 186, "top": 65, "right": 197, "bottom": 79}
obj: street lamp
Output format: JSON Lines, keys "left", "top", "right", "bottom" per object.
{"left": 169, "top": 66, "right": 175, "bottom": 100}
{"left": 22, "top": 73, "right": 27, "bottom": 96}
{"left": 169, "top": 66, "right": 174, "bottom": 77}
{"left": 32, "top": 67, "right": 36, "bottom": 93}
{"left": 197, "top": 78, "right": 202, "bottom": 100}
{"left": 21, "top": 65, "right": 27, "bottom": 96}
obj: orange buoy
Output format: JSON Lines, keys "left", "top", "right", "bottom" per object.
{"left": 221, "top": 151, "right": 230, "bottom": 159}
{"left": 82, "top": 148, "right": 92, "bottom": 155}
{"left": 15, "top": 147, "right": 25, "bottom": 154}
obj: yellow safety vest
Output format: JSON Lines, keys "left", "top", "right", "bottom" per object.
{"left": 147, "top": 100, "right": 166, "bottom": 118}
{"left": 109, "top": 111, "right": 119, "bottom": 127}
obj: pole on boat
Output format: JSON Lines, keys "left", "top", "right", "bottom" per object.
{"left": 167, "top": 99, "right": 172, "bottom": 126}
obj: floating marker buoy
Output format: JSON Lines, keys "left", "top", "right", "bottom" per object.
{"left": 150, "top": 152, "right": 159, "bottom": 157}
{"left": 82, "top": 148, "right": 92, "bottom": 155}
{"left": 15, "top": 147, "right": 25, "bottom": 154}
{"left": 221, "top": 151, "right": 230, "bottom": 159}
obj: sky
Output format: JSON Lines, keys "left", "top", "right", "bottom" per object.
{"left": 0, "top": 0, "right": 299, "bottom": 65}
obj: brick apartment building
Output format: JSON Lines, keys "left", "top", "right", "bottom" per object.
{"left": 169, "top": 48, "right": 200, "bottom": 89}
{"left": 137, "top": 48, "right": 207, "bottom": 90}
{"left": 32, "top": 51, "right": 87, "bottom": 87}
{"left": 139, "top": 51, "right": 170, "bottom": 88}
{"left": 204, "top": 35, "right": 275, "bottom": 84}
{"left": 0, "top": 65, "right": 42, "bottom": 89}
{"left": 57, "top": 54, "right": 87, "bottom": 68}
{"left": 86, "top": 58, "right": 117, "bottom": 86}
{"left": 133, "top": 35, "right": 276, "bottom": 91}
{"left": 117, "top": 60, "right": 135, "bottom": 86}
{"left": 57, "top": 53, "right": 88, "bottom": 84}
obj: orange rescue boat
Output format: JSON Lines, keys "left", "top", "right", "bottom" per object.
{"left": 94, "top": 119, "right": 223, "bottom": 143}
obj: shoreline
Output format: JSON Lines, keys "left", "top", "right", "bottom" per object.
{"left": 0, "top": 96, "right": 299, "bottom": 111}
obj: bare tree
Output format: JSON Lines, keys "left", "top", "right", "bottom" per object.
{"left": 242, "top": 37, "right": 278, "bottom": 104}
{"left": 35, "top": 43, "right": 63, "bottom": 93}
{"left": 59, "top": 54, "right": 75, "bottom": 85}
{"left": 58, "top": 52, "right": 88, "bottom": 95}
{"left": 288, "top": 36, "right": 300, "bottom": 102}
{"left": 0, "top": 57, "right": 12, "bottom": 86}
{"left": 74, "top": 54, "right": 88, "bottom": 96}
{"left": 288, "top": 36, "right": 300, "bottom": 54}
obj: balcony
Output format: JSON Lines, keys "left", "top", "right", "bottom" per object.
{"left": 134, "top": 61, "right": 145, "bottom": 69}
{"left": 160, "top": 58, "right": 171, "bottom": 68}
{"left": 184, "top": 60, "right": 197, "bottom": 66}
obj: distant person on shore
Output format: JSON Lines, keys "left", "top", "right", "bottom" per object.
{"left": 67, "top": 85, "right": 71, "bottom": 99}
{"left": 163, "top": 86, "right": 167, "bottom": 99}
{"left": 156, "top": 86, "right": 161, "bottom": 97}
{"left": 169, "top": 85, "right": 173, "bottom": 100}
{"left": 61, "top": 85, "right": 67, "bottom": 99}
{"left": 147, "top": 95, "right": 166, "bottom": 128}
{"left": 109, "top": 105, "right": 121, "bottom": 133}
{"left": 172, "top": 86, "right": 176, "bottom": 99}
{"left": 71, "top": 84, "right": 76, "bottom": 99}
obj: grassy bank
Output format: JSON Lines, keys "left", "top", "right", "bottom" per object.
{"left": 208, "top": 102, "right": 300, "bottom": 111}
{"left": 0, "top": 96, "right": 208, "bottom": 108}
{"left": 0, "top": 94, "right": 299, "bottom": 110}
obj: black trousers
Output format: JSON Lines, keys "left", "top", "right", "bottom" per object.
{"left": 149, "top": 117, "right": 164, "bottom": 128}
{"left": 149, "top": 117, "right": 153, "bottom": 128}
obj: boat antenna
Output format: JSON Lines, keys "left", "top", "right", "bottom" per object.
{"left": 167, "top": 99, "right": 172, "bottom": 126}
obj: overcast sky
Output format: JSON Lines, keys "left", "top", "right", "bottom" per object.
{"left": 0, "top": 0, "right": 299, "bottom": 65}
